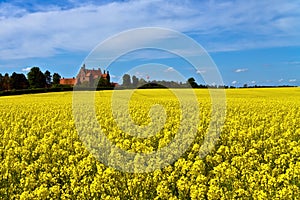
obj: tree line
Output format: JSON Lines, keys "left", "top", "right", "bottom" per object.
{"left": 121, "top": 74, "right": 224, "bottom": 89}
{"left": 121, "top": 74, "right": 297, "bottom": 89}
{"left": 0, "top": 67, "right": 61, "bottom": 91}
{"left": 1, "top": 68, "right": 295, "bottom": 92}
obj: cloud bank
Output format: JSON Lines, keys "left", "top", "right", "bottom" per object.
{"left": 1, "top": 0, "right": 300, "bottom": 60}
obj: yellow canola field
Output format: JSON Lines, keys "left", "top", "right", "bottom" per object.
{"left": 0, "top": 88, "right": 299, "bottom": 199}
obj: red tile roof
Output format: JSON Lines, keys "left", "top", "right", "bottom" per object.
{"left": 60, "top": 78, "right": 76, "bottom": 85}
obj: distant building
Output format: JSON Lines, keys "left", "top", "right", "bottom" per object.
{"left": 59, "top": 64, "right": 111, "bottom": 87}
{"left": 59, "top": 77, "right": 76, "bottom": 86}
{"left": 76, "top": 64, "right": 110, "bottom": 86}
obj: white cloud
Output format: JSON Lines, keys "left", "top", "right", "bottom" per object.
{"left": 110, "top": 74, "right": 117, "bottom": 78}
{"left": 0, "top": 3, "right": 27, "bottom": 18}
{"left": 0, "top": 0, "right": 300, "bottom": 60}
{"left": 232, "top": 80, "right": 237, "bottom": 84}
{"left": 278, "top": 78, "right": 284, "bottom": 82}
{"left": 164, "top": 67, "right": 175, "bottom": 72}
{"left": 235, "top": 68, "right": 248, "bottom": 73}
{"left": 135, "top": 71, "right": 141, "bottom": 76}
{"left": 134, "top": 71, "right": 146, "bottom": 78}
{"left": 251, "top": 80, "right": 256, "bottom": 84}
{"left": 289, "top": 79, "right": 297, "bottom": 82}
{"left": 21, "top": 67, "right": 31, "bottom": 72}
{"left": 196, "top": 70, "right": 206, "bottom": 74}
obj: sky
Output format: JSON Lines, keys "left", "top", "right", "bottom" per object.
{"left": 0, "top": 0, "right": 299, "bottom": 86}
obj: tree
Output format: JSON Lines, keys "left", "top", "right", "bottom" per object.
{"left": 138, "top": 78, "right": 147, "bottom": 87}
{"left": 106, "top": 71, "right": 111, "bottom": 86}
{"left": 27, "top": 67, "right": 46, "bottom": 88}
{"left": 132, "top": 75, "right": 139, "bottom": 87}
{"left": 2, "top": 73, "right": 10, "bottom": 91}
{"left": 44, "top": 70, "right": 52, "bottom": 87}
{"left": 10, "top": 72, "right": 29, "bottom": 90}
{"left": 0, "top": 73, "right": 3, "bottom": 90}
{"left": 52, "top": 73, "right": 61, "bottom": 85}
{"left": 97, "top": 76, "right": 108, "bottom": 88}
{"left": 122, "top": 74, "right": 131, "bottom": 87}
{"left": 187, "top": 77, "right": 198, "bottom": 88}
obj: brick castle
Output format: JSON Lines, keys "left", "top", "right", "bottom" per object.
{"left": 60, "top": 64, "right": 111, "bottom": 86}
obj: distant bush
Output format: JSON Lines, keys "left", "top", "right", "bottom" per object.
{"left": 0, "top": 85, "right": 73, "bottom": 96}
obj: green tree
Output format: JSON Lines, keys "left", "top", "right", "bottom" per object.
{"left": 27, "top": 67, "right": 46, "bottom": 88}
{"left": 52, "top": 73, "right": 61, "bottom": 85}
{"left": 187, "top": 77, "right": 198, "bottom": 88}
{"left": 10, "top": 72, "right": 29, "bottom": 90}
{"left": 44, "top": 70, "right": 52, "bottom": 87}
{"left": 97, "top": 76, "right": 108, "bottom": 88}
{"left": 106, "top": 71, "right": 111, "bottom": 86}
{"left": 2, "top": 73, "right": 10, "bottom": 91}
{"left": 122, "top": 74, "right": 131, "bottom": 87}
{"left": 132, "top": 75, "right": 139, "bottom": 87}
{"left": 0, "top": 73, "right": 3, "bottom": 90}
{"left": 138, "top": 78, "right": 147, "bottom": 87}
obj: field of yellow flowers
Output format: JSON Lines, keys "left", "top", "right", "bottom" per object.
{"left": 0, "top": 88, "right": 299, "bottom": 199}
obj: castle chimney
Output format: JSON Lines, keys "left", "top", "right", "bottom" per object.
{"left": 104, "top": 70, "right": 106, "bottom": 74}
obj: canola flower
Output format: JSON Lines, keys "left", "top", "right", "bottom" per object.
{"left": 0, "top": 88, "right": 299, "bottom": 199}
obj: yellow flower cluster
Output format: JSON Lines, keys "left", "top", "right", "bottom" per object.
{"left": 0, "top": 88, "right": 299, "bottom": 199}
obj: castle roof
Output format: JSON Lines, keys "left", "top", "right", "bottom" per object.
{"left": 84, "top": 69, "right": 102, "bottom": 77}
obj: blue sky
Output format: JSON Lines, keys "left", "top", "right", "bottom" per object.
{"left": 0, "top": 0, "right": 299, "bottom": 86}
